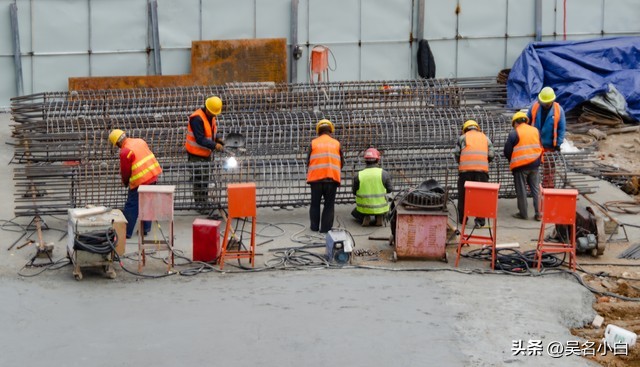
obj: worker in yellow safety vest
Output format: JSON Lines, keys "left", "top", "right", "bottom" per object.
{"left": 504, "top": 112, "right": 543, "bottom": 221}
{"left": 109, "top": 129, "right": 162, "bottom": 239}
{"left": 306, "top": 119, "right": 344, "bottom": 233}
{"left": 351, "top": 147, "right": 393, "bottom": 227}
{"left": 453, "top": 120, "right": 495, "bottom": 227}
{"left": 186, "top": 96, "right": 225, "bottom": 215}
{"left": 526, "top": 86, "right": 566, "bottom": 188}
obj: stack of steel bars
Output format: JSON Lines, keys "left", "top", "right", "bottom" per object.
{"left": 9, "top": 78, "right": 601, "bottom": 217}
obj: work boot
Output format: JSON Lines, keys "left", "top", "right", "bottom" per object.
{"left": 362, "top": 216, "right": 371, "bottom": 227}
{"left": 375, "top": 215, "right": 383, "bottom": 227}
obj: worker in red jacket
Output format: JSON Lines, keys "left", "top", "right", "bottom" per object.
{"left": 186, "top": 96, "right": 225, "bottom": 215}
{"left": 109, "top": 129, "right": 162, "bottom": 239}
{"left": 307, "top": 119, "right": 344, "bottom": 233}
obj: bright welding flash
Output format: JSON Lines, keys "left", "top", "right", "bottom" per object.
{"left": 224, "top": 157, "right": 238, "bottom": 170}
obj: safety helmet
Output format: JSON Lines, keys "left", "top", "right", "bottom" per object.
{"left": 108, "top": 129, "right": 125, "bottom": 146}
{"left": 461, "top": 120, "right": 479, "bottom": 133}
{"left": 316, "top": 119, "right": 335, "bottom": 134}
{"left": 205, "top": 96, "right": 223, "bottom": 115}
{"left": 538, "top": 87, "right": 556, "bottom": 104}
{"left": 511, "top": 111, "right": 529, "bottom": 126}
{"left": 363, "top": 148, "right": 381, "bottom": 162}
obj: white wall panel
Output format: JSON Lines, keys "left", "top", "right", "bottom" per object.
{"left": 423, "top": 0, "right": 456, "bottom": 39}
{"left": 256, "top": 0, "right": 291, "bottom": 40}
{"left": 0, "top": 58, "right": 16, "bottom": 100}
{"left": 361, "top": 43, "right": 411, "bottom": 80}
{"left": 428, "top": 40, "right": 456, "bottom": 78}
{"left": 308, "top": 0, "right": 359, "bottom": 44}
{"left": 318, "top": 44, "right": 359, "bottom": 81}
{"left": 604, "top": 0, "right": 640, "bottom": 33}
{"left": 32, "top": 0, "right": 89, "bottom": 52}
{"left": 540, "top": 0, "right": 558, "bottom": 37}
{"left": 561, "top": 0, "right": 602, "bottom": 35}
{"left": 457, "top": 39, "right": 505, "bottom": 78}
{"left": 91, "top": 0, "right": 147, "bottom": 51}
{"left": 507, "top": 0, "right": 535, "bottom": 37}
{"left": 506, "top": 38, "right": 532, "bottom": 69}
{"left": 203, "top": 0, "right": 254, "bottom": 40}
{"left": 33, "top": 56, "right": 89, "bottom": 92}
{"left": 1, "top": 0, "right": 14, "bottom": 54}
{"left": 90, "top": 54, "right": 148, "bottom": 77}
{"left": 361, "top": 0, "right": 411, "bottom": 41}
{"left": 158, "top": 0, "right": 201, "bottom": 46}
{"left": 458, "top": 0, "right": 506, "bottom": 38}
{"left": 160, "top": 49, "right": 192, "bottom": 75}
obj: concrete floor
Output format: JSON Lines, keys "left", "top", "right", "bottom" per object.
{"left": 4, "top": 112, "right": 639, "bottom": 366}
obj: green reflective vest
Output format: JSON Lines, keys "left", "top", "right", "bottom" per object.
{"left": 355, "top": 167, "right": 389, "bottom": 215}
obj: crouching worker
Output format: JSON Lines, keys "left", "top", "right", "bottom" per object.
{"left": 351, "top": 148, "right": 393, "bottom": 226}
{"left": 109, "top": 129, "right": 162, "bottom": 239}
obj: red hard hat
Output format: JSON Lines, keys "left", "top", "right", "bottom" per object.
{"left": 364, "top": 148, "right": 381, "bottom": 161}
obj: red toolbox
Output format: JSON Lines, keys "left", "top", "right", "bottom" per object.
{"left": 192, "top": 218, "right": 221, "bottom": 263}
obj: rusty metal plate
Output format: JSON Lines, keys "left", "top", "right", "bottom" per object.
{"left": 68, "top": 38, "right": 287, "bottom": 91}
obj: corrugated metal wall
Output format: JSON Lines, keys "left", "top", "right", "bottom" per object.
{"left": 1, "top": 0, "right": 639, "bottom": 107}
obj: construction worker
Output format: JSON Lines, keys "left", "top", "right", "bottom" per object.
{"left": 108, "top": 129, "right": 162, "bottom": 239}
{"left": 526, "top": 86, "right": 566, "bottom": 188}
{"left": 453, "top": 120, "right": 495, "bottom": 227}
{"left": 186, "top": 96, "right": 224, "bottom": 215}
{"left": 504, "top": 112, "right": 543, "bottom": 221}
{"left": 307, "top": 119, "right": 344, "bottom": 233}
{"left": 351, "top": 148, "right": 393, "bottom": 226}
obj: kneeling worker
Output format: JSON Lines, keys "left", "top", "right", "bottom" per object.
{"left": 109, "top": 129, "right": 162, "bottom": 239}
{"left": 351, "top": 148, "right": 393, "bottom": 226}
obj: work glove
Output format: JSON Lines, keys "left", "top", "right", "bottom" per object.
{"left": 215, "top": 143, "right": 224, "bottom": 152}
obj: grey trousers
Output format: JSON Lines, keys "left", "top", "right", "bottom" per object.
{"left": 513, "top": 168, "right": 540, "bottom": 218}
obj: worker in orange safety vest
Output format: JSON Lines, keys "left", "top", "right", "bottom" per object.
{"left": 109, "top": 129, "right": 162, "bottom": 239}
{"left": 306, "top": 119, "right": 344, "bottom": 233}
{"left": 453, "top": 120, "right": 495, "bottom": 227}
{"left": 526, "top": 86, "right": 566, "bottom": 188}
{"left": 186, "top": 96, "right": 225, "bottom": 216}
{"left": 504, "top": 112, "right": 543, "bottom": 221}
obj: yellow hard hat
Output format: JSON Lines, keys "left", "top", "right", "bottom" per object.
{"left": 462, "top": 120, "right": 479, "bottom": 133}
{"left": 511, "top": 111, "right": 529, "bottom": 126}
{"left": 316, "top": 119, "right": 335, "bottom": 134}
{"left": 538, "top": 87, "right": 556, "bottom": 104}
{"left": 205, "top": 96, "right": 222, "bottom": 115}
{"left": 108, "top": 129, "right": 125, "bottom": 146}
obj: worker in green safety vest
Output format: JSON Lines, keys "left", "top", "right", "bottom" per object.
{"left": 351, "top": 147, "right": 393, "bottom": 226}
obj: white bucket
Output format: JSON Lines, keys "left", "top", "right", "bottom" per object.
{"left": 604, "top": 324, "right": 637, "bottom": 348}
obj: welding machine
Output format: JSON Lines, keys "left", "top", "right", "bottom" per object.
{"left": 325, "top": 229, "right": 354, "bottom": 264}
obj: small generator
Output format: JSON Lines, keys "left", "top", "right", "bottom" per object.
{"left": 325, "top": 229, "right": 354, "bottom": 264}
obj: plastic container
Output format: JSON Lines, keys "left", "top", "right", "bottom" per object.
{"left": 604, "top": 324, "right": 637, "bottom": 348}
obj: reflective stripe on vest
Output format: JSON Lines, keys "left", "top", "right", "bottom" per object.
{"left": 185, "top": 109, "right": 217, "bottom": 157}
{"left": 356, "top": 167, "right": 389, "bottom": 215}
{"left": 531, "top": 101, "right": 561, "bottom": 147}
{"left": 307, "top": 135, "right": 341, "bottom": 183}
{"left": 123, "top": 138, "right": 162, "bottom": 189}
{"left": 510, "top": 123, "right": 543, "bottom": 170}
{"left": 459, "top": 130, "right": 489, "bottom": 172}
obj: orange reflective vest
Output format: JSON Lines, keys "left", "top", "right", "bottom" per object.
{"left": 531, "top": 101, "right": 561, "bottom": 147}
{"left": 510, "top": 123, "right": 543, "bottom": 171}
{"left": 307, "top": 134, "right": 341, "bottom": 184}
{"left": 458, "top": 130, "right": 489, "bottom": 172}
{"left": 122, "top": 138, "right": 162, "bottom": 189}
{"left": 185, "top": 109, "right": 217, "bottom": 157}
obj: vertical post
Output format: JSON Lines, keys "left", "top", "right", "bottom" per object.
{"left": 290, "top": 0, "right": 299, "bottom": 83}
{"left": 417, "top": 0, "right": 424, "bottom": 41}
{"left": 10, "top": 3, "right": 24, "bottom": 96}
{"left": 534, "top": 0, "right": 542, "bottom": 41}
{"left": 149, "top": 0, "right": 162, "bottom": 75}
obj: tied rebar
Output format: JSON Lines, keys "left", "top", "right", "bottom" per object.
{"left": 8, "top": 78, "right": 601, "bottom": 216}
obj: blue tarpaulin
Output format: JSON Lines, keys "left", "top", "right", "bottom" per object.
{"left": 507, "top": 37, "right": 640, "bottom": 122}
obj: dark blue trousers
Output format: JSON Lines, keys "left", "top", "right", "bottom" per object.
{"left": 123, "top": 187, "right": 152, "bottom": 238}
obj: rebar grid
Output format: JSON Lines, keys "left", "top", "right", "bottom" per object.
{"left": 9, "top": 78, "right": 600, "bottom": 217}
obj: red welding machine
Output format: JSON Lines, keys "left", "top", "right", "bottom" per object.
{"left": 192, "top": 218, "right": 221, "bottom": 263}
